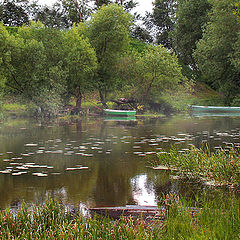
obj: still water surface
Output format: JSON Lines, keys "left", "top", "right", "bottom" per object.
{"left": 0, "top": 114, "right": 240, "bottom": 209}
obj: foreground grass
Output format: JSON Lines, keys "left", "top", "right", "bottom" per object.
{"left": 0, "top": 200, "right": 162, "bottom": 239}
{"left": 0, "top": 196, "right": 240, "bottom": 239}
{"left": 161, "top": 193, "right": 240, "bottom": 239}
{"left": 154, "top": 146, "right": 240, "bottom": 187}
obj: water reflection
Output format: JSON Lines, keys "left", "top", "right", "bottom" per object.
{"left": 0, "top": 115, "right": 240, "bottom": 209}
{"left": 131, "top": 174, "right": 157, "bottom": 206}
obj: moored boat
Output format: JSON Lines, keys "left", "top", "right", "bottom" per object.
{"left": 190, "top": 105, "right": 240, "bottom": 112}
{"left": 104, "top": 109, "right": 136, "bottom": 116}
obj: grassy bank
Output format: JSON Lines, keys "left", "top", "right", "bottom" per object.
{"left": 0, "top": 195, "right": 240, "bottom": 239}
{"left": 153, "top": 146, "right": 240, "bottom": 187}
{"left": 1, "top": 103, "right": 27, "bottom": 118}
{"left": 0, "top": 81, "right": 223, "bottom": 119}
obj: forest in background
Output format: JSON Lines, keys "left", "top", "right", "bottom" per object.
{"left": 0, "top": 0, "right": 240, "bottom": 117}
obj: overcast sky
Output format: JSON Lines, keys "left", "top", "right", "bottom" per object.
{"left": 37, "top": 0, "right": 153, "bottom": 16}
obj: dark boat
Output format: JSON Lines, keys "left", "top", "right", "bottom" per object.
{"left": 89, "top": 205, "right": 161, "bottom": 220}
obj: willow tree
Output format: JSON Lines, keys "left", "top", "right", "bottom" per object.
{"left": 119, "top": 45, "right": 188, "bottom": 111}
{"left": 63, "top": 25, "right": 97, "bottom": 112}
{"left": 0, "top": 22, "right": 48, "bottom": 104}
{"left": 84, "top": 4, "right": 132, "bottom": 106}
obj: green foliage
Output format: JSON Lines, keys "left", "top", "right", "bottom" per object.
{"left": 120, "top": 45, "right": 188, "bottom": 106}
{"left": 129, "top": 38, "right": 148, "bottom": 53}
{"left": 194, "top": 0, "right": 240, "bottom": 102}
{"left": 154, "top": 146, "right": 240, "bottom": 186}
{"left": 232, "top": 27, "right": 240, "bottom": 73}
{"left": 0, "top": 199, "right": 162, "bottom": 239}
{"left": 2, "top": 103, "right": 26, "bottom": 112}
{"left": 162, "top": 193, "right": 240, "bottom": 240}
{"left": 145, "top": 0, "right": 176, "bottom": 49}
{"left": 174, "top": 0, "right": 211, "bottom": 70}
{"left": 159, "top": 81, "right": 194, "bottom": 112}
{"left": 231, "top": 95, "right": 240, "bottom": 106}
{"left": 85, "top": 3, "right": 133, "bottom": 104}
{"left": 233, "top": 1, "right": 240, "bottom": 19}
{"left": 34, "top": 0, "right": 93, "bottom": 28}
{"left": 0, "top": 197, "right": 240, "bottom": 239}
{"left": 63, "top": 25, "right": 98, "bottom": 110}
{"left": 0, "top": 22, "right": 66, "bottom": 116}
{"left": 93, "top": 0, "right": 138, "bottom": 12}
{"left": 3, "top": 22, "right": 67, "bottom": 116}
{"left": 64, "top": 25, "right": 97, "bottom": 90}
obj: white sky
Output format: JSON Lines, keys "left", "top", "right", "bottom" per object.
{"left": 135, "top": 0, "right": 153, "bottom": 16}
{"left": 37, "top": 0, "right": 153, "bottom": 16}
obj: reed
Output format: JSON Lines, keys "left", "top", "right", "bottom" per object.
{"left": 160, "top": 193, "right": 240, "bottom": 239}
{"left": 155, "top": 146, "right": 240, "bottom": 186}
{"left": 0, "top": 196, "right": 239, "bottom": 239}
{"left": 0, "top": 200, "right": 161, "bottom": 239}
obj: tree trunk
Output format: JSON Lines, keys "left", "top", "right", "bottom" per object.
{"left": 75, "top": 86, "right": 83, "bottom": 113}
{"left": 143, "top": 77, "right": 155, "bottom": 102}
{"left": 99, "top": 90, "right": 108, "bottom": 108}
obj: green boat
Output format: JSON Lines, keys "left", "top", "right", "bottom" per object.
{"left": 104, "top": 109, "right": 136, "bottom": 116}
{"left": 190, "top": 105, "right": 240, "bottom": 112}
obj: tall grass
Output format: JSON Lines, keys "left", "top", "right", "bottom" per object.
{"left": 154, "top": 146, "right": 240, "bottom": 186}
{"left": 0, "top": 200, "right": 162, "bottom": 239}
{"left": 0, "top": 196, "right": 240, "bottom": 239}
{"left": 160, "top": 193, "right": 240, "bottom": 239}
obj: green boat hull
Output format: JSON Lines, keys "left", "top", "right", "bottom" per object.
{"left": 104, "top": 109, "right": 136, "bottom": 116}
{"left": 190, "top": 105, "right": 240, "bottom": 112}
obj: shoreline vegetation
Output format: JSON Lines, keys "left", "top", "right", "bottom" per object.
{"left": 1, "top": 0, "right": 240, "bottom": 238}
{"left": 0, "top": 195, "right": 240, "bottom": 239}
{"left": 0, "top": 81, "right": 222, "bottom": 120}
{"left": 152, "top": 146, "right": 240, "bottom": 188}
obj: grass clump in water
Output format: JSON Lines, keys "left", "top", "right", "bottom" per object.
{"left": 154, "top": 146, "right": 240, "bottom": 186}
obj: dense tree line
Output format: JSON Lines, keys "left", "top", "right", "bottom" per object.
{"left": 1, "top": 0, "right": 239, "bottom": 116}
{"left": 0, "top": 2, "right": 187, "bottom": 116}
{"left": 145, "top": 0, "right": 240, "bottom": 104}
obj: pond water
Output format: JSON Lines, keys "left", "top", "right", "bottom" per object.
{"left": 0, "top": 114, "right": 240, "bottom": 209}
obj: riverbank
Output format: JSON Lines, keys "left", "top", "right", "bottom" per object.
{"left": 0, "top": 82, "right": 223, "bottom": 119}
{"left": 0, "top": 195, "right": 239, "bottom": 239}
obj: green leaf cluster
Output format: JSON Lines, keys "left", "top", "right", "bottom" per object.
{"left": 119, "top": 45, "right": 187, "bottom": 104}
{"left": 0, "top": 21, "right": 97, "bottom": 115}
{"left": 0, "top": 3, "right": 191, "bottom": 115}
{"left": 194, "top": 0, "right": 240, "bottom": 102}
{"left": 84, "top": 3, "right": 133, "bottom": 103}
